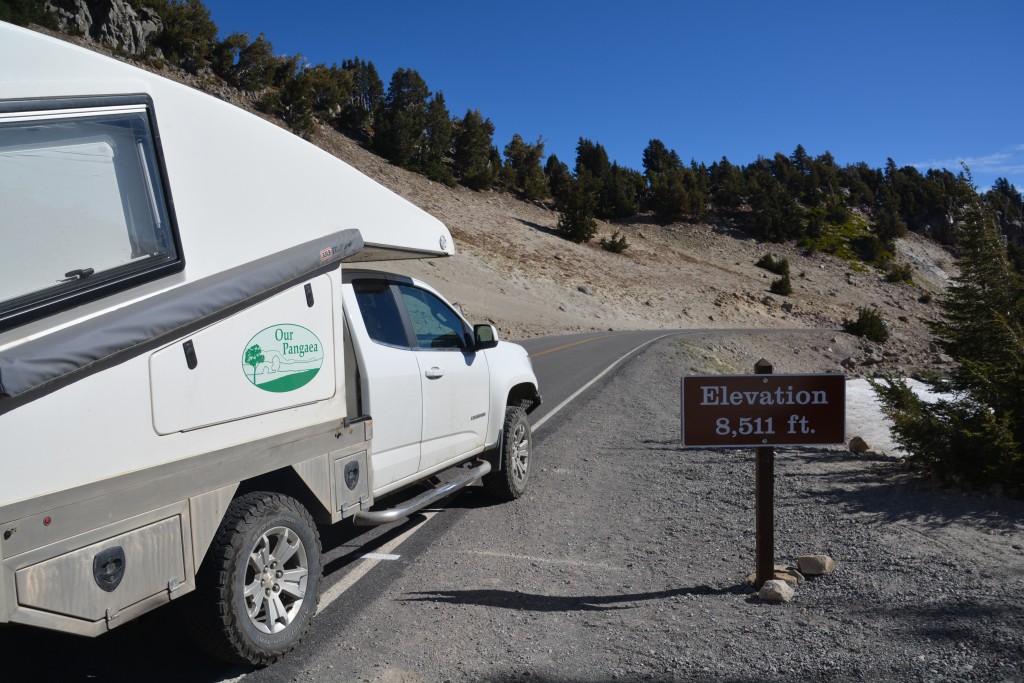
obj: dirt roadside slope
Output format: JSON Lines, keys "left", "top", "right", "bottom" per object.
{"left": 313, "top": 128, "right": 954, "bottom": 380}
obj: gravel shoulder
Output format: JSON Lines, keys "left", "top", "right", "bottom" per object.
{"left": 251, "top": 335, "right": 1024, "bottom": 683}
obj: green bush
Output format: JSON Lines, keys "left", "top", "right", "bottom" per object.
{"left": 755, "top": 254, "right": 790, "bottom": 276}
{"left": 600, "top": 232, "right": 629, "bottom": 254}
{"left": 886, "top": 263, "right": 914, "bottom": 283}
{"left": 769, "top": 273, "right": 793, "bottom": 296}
{"left": 842, "top": 307, "right": 889, "bottom": 343}
{"left": 853, "top": 235, "right": 884, "bottom": 263}
{"left": 918, "top": 292, "right": 933, "bottom": 304}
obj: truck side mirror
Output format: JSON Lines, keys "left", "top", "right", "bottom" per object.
{"left": 473, "top": 324, "right": 499, "bottom": 350}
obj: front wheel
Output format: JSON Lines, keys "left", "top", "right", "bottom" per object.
{"left": 483, "top": 406, "right": 532, "bottom": 501}
{"left": 189, "top": 492, "right": 321, "bottom": 666}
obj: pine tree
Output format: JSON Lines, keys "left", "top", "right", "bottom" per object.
{"left": 452, "top": 109, "right": 497, "bottom": 190}
{"left": 642, "top": 139, "right": 682, "bottom": 180}
{"left": 211, "top": 32, "right": 248, "bottom": 79}
{"left": 601, "top": 163, "right": 642, "bottom": 218}
{"left": 873, "top": 182, "right": 1024, "bottom": 486}
{"left": 748, "top": 168, "right": 803, "bottom": 241}
{"left": 271, "top": 64, "right": 352, "bottom": 135}
{"left": 649, "top": 169, "right": 687, "bottom": 223}
{"left": 545, "top": 154, "right": 573, "bottom": 204}
{"left": 231, "top": 33, "right": 277, "bottom": 91}
{"left": 556, "top": 179, "right": 598, "bottom": 243}
{"left": 575, "top": 137, "right": 612, "bottom": 181}
{"left": 151, "top": 0, "right": 219, "bottom": 73}
{"left": 373, "top": 68, "right": 430, "bottom": 168}
{"left": 420, "top": 92, "right": 454, "bottom": 185}
{"left": 503, "top": 134, "right": 547, "bottom": 200}
{"left": 709, "top": 157, "right": 745, "bottom": 210}
{"left": 340, "top": 57, "right": 384, "bottom": 134}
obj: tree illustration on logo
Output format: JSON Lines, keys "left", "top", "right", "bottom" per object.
{"left": 244, "top": 344, "right": 265, "bottom": 383}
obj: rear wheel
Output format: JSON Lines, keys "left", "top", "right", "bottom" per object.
{"left": 483, "top": 407, "right": 532, "bottom": 501}
{"left": 189, "top": 492, "right": 321, "bottom": 666}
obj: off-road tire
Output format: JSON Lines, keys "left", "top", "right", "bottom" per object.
{"left": 483, "top": 406, "right": 532, "bottom": 501}
{"left": 188, "top": 492, "right": 322, "bottom": 666}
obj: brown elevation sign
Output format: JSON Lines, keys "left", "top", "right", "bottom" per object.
{"left": 681, "top": 374, "right": 845, "bottom": 447}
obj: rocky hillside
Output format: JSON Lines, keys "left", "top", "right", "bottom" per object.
{"left": 31, "top": 19, "right": 958, "bottom": 379}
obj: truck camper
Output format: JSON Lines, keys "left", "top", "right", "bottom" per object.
{"left": 0, "top": 22, "right": 540, "bottom": 665}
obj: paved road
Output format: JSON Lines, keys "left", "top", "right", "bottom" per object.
{"left": 519, "top": 330, "right": 680, "bottom": 432}
{"left": 4, "top": 330, "right": 679, "bottom": 682}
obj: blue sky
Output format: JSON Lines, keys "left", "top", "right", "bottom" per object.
{"left": 202, "top": 1, "right": 1023, "bottom": 192}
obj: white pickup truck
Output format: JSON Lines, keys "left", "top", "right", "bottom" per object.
{"left": 0, "top": 22, "right": 540, "bottom": 665}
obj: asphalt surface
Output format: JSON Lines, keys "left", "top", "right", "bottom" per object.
{"left": 2, "top": 330, "right": 675, "bottom": 682}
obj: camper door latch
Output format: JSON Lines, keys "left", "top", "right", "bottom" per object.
{"left": 304, "top": 283, "right": 315, "bottom": 307}
{"left": 183, "top": 340, "right": 198, "bottom": 370}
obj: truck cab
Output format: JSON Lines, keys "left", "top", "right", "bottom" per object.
{"left": 343, "top": 270, "right": 538, "bottom": 495}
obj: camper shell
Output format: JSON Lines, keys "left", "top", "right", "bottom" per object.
{"left": 0, "top": 22, "right": 539, "bottom": 665}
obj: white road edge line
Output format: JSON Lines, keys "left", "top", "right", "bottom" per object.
{"left": 317, "top": 510, "right": 437, "bottom": 613}
{"left": 360, "top": 552, "right": 401, "bottom": 561}
{"left": 532, "top": 332, "right": 677, "bottom": 432}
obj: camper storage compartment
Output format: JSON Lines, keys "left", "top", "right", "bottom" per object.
{"left": 334, "top": 450, "right": 370, "bottom": 515}
{"left": 3, "top": 502, "right": 193, "bottom": 634}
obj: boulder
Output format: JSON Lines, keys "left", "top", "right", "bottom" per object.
{"left": 45, "top": 0, "right": 92, "bottom": 36}
{"left": 848, "top": 436, "right": 870, "bottom": 454}
{"left": 745, "top": 565, "right": 804, "bottom": 586}
{"left": 577, "top": 285, "right": 593, "bottom": 295}
{"left": 797, "top": 555, "right": 836, "bottom": 576}
{"left": 758, "top": 580, "right": 794, "bottom": 603}
{"left": 90, "top": 0, "right": 163, "bottom": 54}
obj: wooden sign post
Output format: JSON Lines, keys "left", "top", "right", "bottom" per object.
{"left": 681, "top": 362, "right": 845, "bottom": 588}
{"left": 753, "top": 359, "right": 775, "bottom": 589}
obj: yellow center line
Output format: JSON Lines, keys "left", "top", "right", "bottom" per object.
{"left": 530, "top": 335, "right": 609, "bottom": 358}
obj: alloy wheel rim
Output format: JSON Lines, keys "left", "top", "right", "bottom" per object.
{"left": 243, "top": 526, "right": 309, "bottom": 634}
{"left": 510, "top": 423, "right": 530, "bottom": 484}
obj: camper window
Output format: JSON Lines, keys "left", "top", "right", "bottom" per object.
{"left": 0, "top": 102, "right": 181, "bottom": 330}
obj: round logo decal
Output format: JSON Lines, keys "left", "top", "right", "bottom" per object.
{"left": 242, "top": 324, "right": 324, "bottom": 393}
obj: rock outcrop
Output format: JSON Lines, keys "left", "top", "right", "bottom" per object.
{"left": 45, "top": 0, "right": 163, "bottom": 55}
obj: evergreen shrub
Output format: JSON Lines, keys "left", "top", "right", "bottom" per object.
{"left": 843, "top": 307, "right": 889, "bottom": 343}
{"left": 600, "top": 232, "right": 629, "bottom": 254}
{"left": 755, "top": 254, "right": 790, "bottom": 276}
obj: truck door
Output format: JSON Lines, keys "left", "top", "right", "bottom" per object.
{"left": 346, "top": 279, "right": 422, "bottom": 489}
{"left": 395, "top": 283, "right": 490, "bottom": 471}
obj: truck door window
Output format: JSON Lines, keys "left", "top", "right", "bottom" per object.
{"left": 398, "top": 285, "right": 468, "bottom": 350}
{"left": 352, "top": 280, "right": 409, "bottom": 347}
{"left": 0, "top": 99, "right": 182, "bottom": 330}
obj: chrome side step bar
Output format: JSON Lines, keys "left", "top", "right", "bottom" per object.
{"left": 352, "top": 460, "right": 491, "bottom": 526}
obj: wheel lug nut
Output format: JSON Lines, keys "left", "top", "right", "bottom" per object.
{"left": 276, "top": 571, "right": 283, "bottom": 579}
{"left": 265, "top": 588, "right": 271, "bottom": 596}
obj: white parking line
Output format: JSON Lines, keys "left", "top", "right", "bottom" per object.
{"left": 317, "top": 510, "right": 437, "bottom": 613}
{"left": 532, "top": 333, "right": 676, "bottom": 432}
